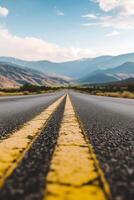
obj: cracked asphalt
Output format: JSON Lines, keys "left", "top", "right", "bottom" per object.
{"left": 69, "top": 91, "right": 134, "bottom": 200}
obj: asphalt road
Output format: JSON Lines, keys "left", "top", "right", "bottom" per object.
{"left": 0, "top": 91, "right": 133, "bottom": 200}
{"left": 69, "top": 91, "right": 134, "bottom": 200}
{"left": 0, "top": 98, "right": 66, "bottom": 200}
{"left": 0, "top": 92, "right": 64, "bottom": 140}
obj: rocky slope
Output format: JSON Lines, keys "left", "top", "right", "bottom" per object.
{"left": 0, "top": 62, "right": 69, "bottom": 88}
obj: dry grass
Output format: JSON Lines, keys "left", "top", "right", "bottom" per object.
{"left": 0, "top": 90, "right": 54, "bottom": 97}
{"left": 0, "top": 91, "right": 38, "bottom": 97}
{"left": 0, "top": 92, "right": 5, "bottom": 96}
{"left": 96, "top": 91, "right": 134, "bottom": 99}
{"left": 0, "top": 91, "right": 25, "bottom": 96}
{"left": 121, "top": 91, "right": 134, "bottom": 98}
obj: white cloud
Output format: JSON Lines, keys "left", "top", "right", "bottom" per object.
{"left": 0, "top": 6, "right": 9, "bottom": 17}
{"left": 82, "top": 13, "right": 97, "bottom": 19}
{"left": 106, "top": 30, "right": 120, "bottom": 37}
{"left": 86, "top": 0, "right": 134, "bottom": 30}
{"left": 95, "top": 0, "right": 134, "bottom": 15}
{"left": 83, "top": 14, "right": 134, "bottom": 30}
{"left": 1, "top": 27, "right": 133, "bottom": 61}
{"left": 0, "top": 27, "right": 95, "bottom": 62}
{"left": 56, "top": 10, "right": 64, "bottom": 16}
{"left": 94, "top": 0, "right": 119, "bottom": 12}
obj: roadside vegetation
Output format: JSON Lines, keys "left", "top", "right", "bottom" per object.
{"left": 1, "top": 82, "right": 134, "bottom": 99}
{"left": 70, "top": 83, "right": 134, "bottom": 99}
{"left": 0, "top": 84, "right": 62, "bottom": 96}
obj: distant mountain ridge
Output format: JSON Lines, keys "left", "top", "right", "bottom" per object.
{"left": 0, "top": 57, "right": 93, "bottom": 78}
{"left": 1, "top": 52, "right": 134, "bottom": 78}
{"left": 80, "top": 62, "right": 134, "bottom": 84}
{"left": 0, "top": 62, "right": 69, "bottom": 88}
{"left": 100, "top": 62, "right": 134, "bottom": 74}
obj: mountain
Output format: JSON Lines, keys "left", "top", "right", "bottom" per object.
{"left": 89, "top": 52, "right": 134, "bottom": 68}
{"left": 79, "top": 73, "right": 118, "bottom": 84}
{"left": 0, "top": 52, "right": 134, "bottom": 78}
{"left": 80, "top": 62, "right": 134, "bottom": 84}
{"left": 117, "top": 77, "right": 134, "bottom": 85}
{"left": 80, "top": 73, "right": 118, "bottom": 84}
{"left": 0, "top": 57, "right": 94, "bottom": 78}
{"left": 0, "top": 62, "right": 69, "bottom": 88}
{"left": 106, "top": 78, "right": 134, "bottom": 86}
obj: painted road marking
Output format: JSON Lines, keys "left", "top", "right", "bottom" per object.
{"left": 0, "top": 95, "right": 65, "bottom": 188}
{"left": 45, "top": 95, "right": 111, "bottom": 200}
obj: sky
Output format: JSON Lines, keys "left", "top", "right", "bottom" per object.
{"left": 0, "top": 0, "right": 134, "bottom": 62}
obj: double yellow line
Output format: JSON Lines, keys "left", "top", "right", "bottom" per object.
{"left": 45, "top": 95, "right": 111, "bottom": 200}
{"left": 0, "top": 94, "right": 111, "bottom": 200}
{"left": 0, "top": 95, "right": 65, "bottom": 188}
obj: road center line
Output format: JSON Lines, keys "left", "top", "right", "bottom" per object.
{"left": 45, "top": 95, "right": 111, "bottom": 200}
{"left": 0, "top": 95, "right": 65, "bottom": 188}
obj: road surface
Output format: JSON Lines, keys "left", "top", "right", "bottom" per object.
{"left": 0, "top": 90, "right": 133, "bottom": 200}
{"left": 69, "top": 91, "right": 134, "bottom": 200}
{"left": 0, "top": 92, "right": 64, "bottom": 139}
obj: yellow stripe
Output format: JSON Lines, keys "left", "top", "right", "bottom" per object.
{"left": 0, "top": 95, "right": 65, "bottom": 188}
{"left": 45, "top": 95, "right": 111, "bottom": 200}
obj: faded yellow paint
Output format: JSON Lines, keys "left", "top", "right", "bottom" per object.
{"left": 0, "top": 95, "right": 65, "bottom": 188}
{"left": 45, "top": 95, "right": 111, "bottom": 200}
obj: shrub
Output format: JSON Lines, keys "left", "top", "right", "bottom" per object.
{"left": 121, "top": 91, "right": 134, "bottom": 98}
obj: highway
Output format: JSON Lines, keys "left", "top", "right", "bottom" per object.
{"left": 0, "top": 91, "right": 133, "bottom": 200}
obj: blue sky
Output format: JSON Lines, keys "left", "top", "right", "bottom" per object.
{"left": 0, "top": 0, "right": 134, "bottom": 61}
